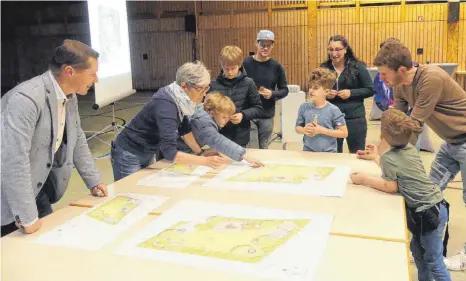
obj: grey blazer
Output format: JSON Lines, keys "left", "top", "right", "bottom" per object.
{"left": 1, "top": 71, "right": 101, "bottom": 226}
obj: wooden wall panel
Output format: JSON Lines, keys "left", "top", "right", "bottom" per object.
{"left": 273, "top": 25, "right": 309, "bottom": 88}
{"left": 405, "top": 3, "right": 447, "bottom": 22}
{"left": 199, "top": 14, "right": 231, "bottom": 30}
{"left": 129, "top": 18, "right": 185, "bottom": 32}
{"left": 231, "top": 12, "right": 268, "bottom": 29}
{"left": 271, "top": 9, "right": 308, "bottom": 27}
{"left": 271, "top": 11, "right": 309, "bottom": 88}
{"left": 457, "top": 3, "right": 466, "bottom": 77}
{"left": 198, "top": 29, "right": 229, "bottom": 78}
{"left": 318, "top": 0, "right": 355, "bottom": 6}
{"left": 317, "top": 3, "right": 452, "bottom": 71}
{"left": 199, "top": 10, "right": 309, "bottom": 88}
{"left": 199, "top": 12, "right": 268, "bottom": 78}
{"left": 360, "top": 0, "right": 400, "bottom": 4}
{"left": 199, "top": 12, "right": 268, "bottom": 79}
{"left": 130, "top": 28, "right": 193, "bottom": 89}
{"left": 273, "top": 0, "right": 307, "bottom": 8}
{"left": 320, "top": 7, "right": 356, "bottom": 25}
{"left": 235, "top": 1, "right": 268, "bottom": 10}
{"left": 462, "top": 2, "right": 466, "bottom": 20}
{"left": 128, "top": 1, "right": 194, "bottom": 15}
{"left": 360, "top": 6, "right": 401, "bottom": 23}
{"left": 200, "top": 1, "right": 234, "bottom": 13}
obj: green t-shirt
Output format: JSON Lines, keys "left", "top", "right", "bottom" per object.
{"left": 380, "top": 144, "right": 443, "bottom": 212}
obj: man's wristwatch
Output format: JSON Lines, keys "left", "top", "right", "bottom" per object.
{"left": 196, "top": 149, "right": 205, "bottom": 156}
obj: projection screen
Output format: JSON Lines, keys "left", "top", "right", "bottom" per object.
{"left": 87, "top": 0, "right": 135, "bottom": 109}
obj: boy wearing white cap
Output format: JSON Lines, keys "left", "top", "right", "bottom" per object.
{"left": 243, "top": 30, "right": 289, "bottom": 149}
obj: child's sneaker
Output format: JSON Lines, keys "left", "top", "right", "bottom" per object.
{"left": 444, "top": 250, "right": 466, "bottom": 271}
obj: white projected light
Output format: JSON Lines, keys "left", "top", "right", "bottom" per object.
{"left": 87, "top": 0, "right": 135, "bottom": 109}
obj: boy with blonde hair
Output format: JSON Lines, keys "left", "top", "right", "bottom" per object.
{"left": 295, "top": 67, "right": 348, "bottom": 152}
{"left": 208, "top": 46, "right": 263, "bottom": 147}
{"left": 191, "top": 93, "right": 262, "bottom": 167}
{"left": 352, "top": 108, "right": 451, "bottom": 281}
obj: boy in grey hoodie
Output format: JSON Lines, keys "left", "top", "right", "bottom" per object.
{"left": 191, "top": 93, "right": 263, "bottom": 167}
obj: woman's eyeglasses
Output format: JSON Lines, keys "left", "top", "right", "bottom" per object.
{"left": 190, "top": 84, "right": 210, "bottom": 93}
{"left": 327, "top": 48, "right": 345, "bottom": 53}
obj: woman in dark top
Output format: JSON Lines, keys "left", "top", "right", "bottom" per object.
{"left": 208, "top": 46, "right": 263, "bottom": 147}
{"left": 321, "top": 35, "right": 374, "bottom": 153}
{"left": 111, "top": 61, "right": 225, "bottom": 181}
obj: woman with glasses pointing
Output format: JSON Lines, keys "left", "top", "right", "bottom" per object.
{"left": 321, "top": 35, "right": 374, "bottom": 153}
{"left": 111, "top": 61, "right": 225, "bottom": 181}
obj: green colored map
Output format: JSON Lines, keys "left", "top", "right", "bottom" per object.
{"left": 227, "top": 164, "right": 335, "bottom": 184}
{"left": 138, "top": 216, "right": 310, "bottom": 263}
{"left": 163, "top": 163, "right": 198, "bottom": 175}
{"left": 87, "top": 196, "right": 140, "bottom": 225}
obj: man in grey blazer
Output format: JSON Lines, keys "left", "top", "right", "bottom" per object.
{"left": 1, "top": 40, "right": 108, "bottom": 237}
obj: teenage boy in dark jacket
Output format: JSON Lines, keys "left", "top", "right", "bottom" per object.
{"left": 208, "top": 46, "right": 263, "bottom": 147}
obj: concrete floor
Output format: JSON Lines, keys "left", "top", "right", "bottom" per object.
{"left": 57, "top": 93, "right": 465, "bottom": 280}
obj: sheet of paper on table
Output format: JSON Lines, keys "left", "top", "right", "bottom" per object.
{"left": 35, "top": 193, "right": 169, "bottom": 250}
{"left": 136, "top": 163, "right": 211, "bottom": 188}
{"left": 204, "top": 161, "right": 351, "bottom": 197}
{"left": 116, "top": 200, "right": 333, "bottom": 281}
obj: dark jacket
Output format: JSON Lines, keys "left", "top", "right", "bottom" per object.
{"left": 243, "top": 56, "right": 289, "bottom": 118}
{"left": 321, "top": 60, "right": 374, "bottom": 119}
{"left": 208, "top": 69, "right": 263, "bottom": 146}
{"left": 191, "top": 105, "right": 246, "bottom": 161}
{"left": 115, "top": 86, "right": 189, "bottom": 161}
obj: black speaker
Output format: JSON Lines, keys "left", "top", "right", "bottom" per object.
{"left": 447, "top": 2, "right": 460, "bottom": 23}
{"left": 185, "top": 14, "right": 196, "bottom": 32}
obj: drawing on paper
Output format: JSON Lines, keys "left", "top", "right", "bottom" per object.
{"left": 87, "top": 196, "right": 140, "bottom": 225}
{"left": 138, "top": 216, "right": 310, "bottom": 263}
{"left": 227, "top": 164, "right": 335, "bottom": 184}
{"left": 163, "top": 163, "right": 199, "bottom": 176}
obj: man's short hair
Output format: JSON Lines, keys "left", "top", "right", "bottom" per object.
{"left": 379, "top": 37, "right": 401, "bottom": 49}
{"left": 374, "top": 42, "right": 413, "bottom": 72}
{"left": 49, "top": 39, "right": 99, "bottom": 76}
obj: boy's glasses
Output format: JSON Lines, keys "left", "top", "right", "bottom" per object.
{"left": 222, "top": 65, "right": 240, "bottom": 72}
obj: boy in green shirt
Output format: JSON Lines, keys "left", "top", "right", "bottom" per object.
{"left": 351, "top": 108, "right": 450, "bottom": 281}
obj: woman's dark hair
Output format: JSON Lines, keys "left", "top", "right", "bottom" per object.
{"left": 324, "top": 35, "right": 364, "bottom": 84}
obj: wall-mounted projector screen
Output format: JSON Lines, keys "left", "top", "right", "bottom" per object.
{"left": 87, "top": 0, "right": 135, "bottom": 109}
